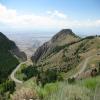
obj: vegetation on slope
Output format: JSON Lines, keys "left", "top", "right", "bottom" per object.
{"left": 15, "top": 63, "right": 38, "bottom": 81}
{"left": 0, "top": 32, "right": 21, "bottom": 99}
{"left": 0, "top": 32, "right": 19, "bottom": 83}
{"left": 0, "top": 79, "right": 15, "bottom": 100}
{"left": 31, "top": 29, "right": 80, "bottom": 63}
{"left": 11, "top": 76, "right": 100, "bottom": 100}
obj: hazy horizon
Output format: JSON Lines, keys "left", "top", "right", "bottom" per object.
{"left": 0, "top": 0, "right": 100, "bottom": 36}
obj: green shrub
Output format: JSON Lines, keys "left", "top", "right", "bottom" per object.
{"left": 37, "top": 69, "right": 58, "bottom": 86}
{"left": 68, "top": 77, "right": 75, "bottom": 84}
{"left": 0, "top": 80, "right": 15, "bottom": 94}
{"left": 22, "top": 66, "right": 38, "bottom": 80}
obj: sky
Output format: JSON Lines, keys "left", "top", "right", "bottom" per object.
{"left": 0, "top": 0, "right": 100, "bottom": 35}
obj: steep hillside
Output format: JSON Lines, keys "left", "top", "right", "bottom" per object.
{"left": 31, "top": 29, "right": 80, "bottom": 62}
{"left": 31, "top": 30, "right": 100, "bottom": 79}
{"left": 0, "top": 32, "right": 27, "bottom": 83}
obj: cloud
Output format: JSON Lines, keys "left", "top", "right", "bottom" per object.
{"left": 0, "top": 4, "right": 17, "bottom": 23}
{"left": 47, "top": 10, "right": 67, "bottom": 19}
{"left": 0, "top": 3, "right": 56, "bottom": 28}
{"left": 0, "top": 3, "right": 100, "bottom": 31}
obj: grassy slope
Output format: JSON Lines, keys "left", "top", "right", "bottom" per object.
{"left": 36, "top": 38, "right": 81, "bottom": 70}
{"left": 13, "top": 76, "right": 100, "bottom": 100}
{"left": 35, "top": 37, "right": 100, "bottom": 79}
{"left": 14, "top": 50, "right": 100, "bottom": 99}
{"left": 14, "top": 37, "right": 100, "bottom": 82}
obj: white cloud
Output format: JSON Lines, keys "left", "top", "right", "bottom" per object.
{"left": 0, "top": 3, "right": 100, "bottom": 31}
{"left": 47, "top": 10, "right": 67, "bottom": 19}
{"left": 0, "top": 4, "right": 17, "bottom": 23}
{"left": 0, "top": 4, "right": 56, "bottom": 28}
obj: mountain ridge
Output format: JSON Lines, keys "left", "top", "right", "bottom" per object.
{"left": 31, "top": 29, "right": 100, "bottom": 80}
{"left": 31, "top": 29, "right": 80, "bottom": 62}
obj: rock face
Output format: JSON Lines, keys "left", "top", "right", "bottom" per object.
{"left": 31, "top": 29, "right": 80, "bottom": 62}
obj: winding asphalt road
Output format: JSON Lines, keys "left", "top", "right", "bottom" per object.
{"left": 10, "top": 62, "right": 26, "bottom": 84}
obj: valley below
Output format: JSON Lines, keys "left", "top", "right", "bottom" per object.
{"left": 5, "top": 33, "right": 51, "bottom": 59}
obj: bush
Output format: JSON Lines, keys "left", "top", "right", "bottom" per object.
{"left": 0, "top": 80, "right": 15, "bottom": 94}
{"left": 22, "top": 66, "right": 38, "bottom": 81}
{"left": 37, "top": 69, "right": 58, "bottom": 86}
{"left": 15, "top": 65, "right": 39, "bottom": 81}
{"left": 68, "top": 77, "right": 75, "bottom": 84}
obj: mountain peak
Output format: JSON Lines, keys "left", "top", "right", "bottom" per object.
{"left": 59, "top": 29, "right": 72, "bottom": 34}
{"left": 31, "top": 29, "right": 80, "bottom": 62}
{"left": 51, "top": 29, "right": 78, "bottom": 43}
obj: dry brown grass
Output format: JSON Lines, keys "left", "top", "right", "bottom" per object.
{"left": 11, "top": 87, "right": 39, "bottom": 100}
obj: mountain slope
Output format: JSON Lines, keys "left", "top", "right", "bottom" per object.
{"left": 0, "top": 32, "right": 27, "bottom": 83}
{"left": 10, "top": 30, "right": 100, "bottom": 100}
{"left": 31, "top": 29, "right": 80, "bottom": 62}
{"left": 31, "top": 29, "right": 100, "bottom": 79}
